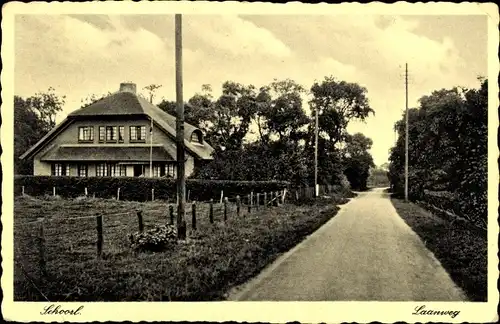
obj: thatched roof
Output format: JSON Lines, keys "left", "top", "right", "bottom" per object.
{"left": 20, "top": 85, "right": 214, "bottom": 161}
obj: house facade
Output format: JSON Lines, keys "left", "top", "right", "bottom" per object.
{"left": 20, "top": 83, "right": 214, "bottom": 177}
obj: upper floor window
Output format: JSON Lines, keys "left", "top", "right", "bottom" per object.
{"left": 78, "top": 126, "right": 94, "bottom": 142}
{"left": 130, "top": 126, "right": 146, "bottom": 142}
{"left": 106, "top": 126, "right": 117, "bottom": 142}
{"left": 118, "top": 126, "right": 125, "bottom": 142}
{"left": 190, "top": 131, "right": 202, "bottom": 144}
{"left": 99, "top": 126, "right": 105, "bottom": 142}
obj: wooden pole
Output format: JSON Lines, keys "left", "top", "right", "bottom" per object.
{"left": 96, "top": 215, "right": 103, "bottom": 258}
{"left": 209, "top": 198, "right": 214, "bottom": 224}
{"left": 256, "top": 193, "right": 260, "bottom": 210}
{"left": 236, "top": 195, "right": 241, "bottom": 217}
{"left": 250, "top": 192, "right": 254, "bottom": 208}
{"left": 137, "top": 211, "right": 144, "bottom": 232}
{"left": 191, "top": 201, "right": 197, "bottom": 230}
{"left": 405, "top": 62, "right": 409, "bottom": 202}
{"left": 175, "top": 14, "right": 186, "bottom": 240}
{"left": 314, "top": 100, "right": 319, "bottom": 198}
{"left": 224, "top": 197, "right": 228, "bottom": 222}
{"left": 85, "top": 187, "right": 88, "bottom": 196}
{"left": 282, "top": 189, "right": 286, "bottom": 204}
{"left": 117, "top": 187, "right": 120, "bottom": 201}
{"left": 220, "top": 190, "right": 224, "bottom": 204}
{"left": 275, "top": 191, "right": 279, "bottom": 206}
{"left": 53, "top": 186, "right": 56, "bottom": 197}
{"left": 38, "top": 218, "right": 46, "bottom": 277}
{"left": 169, "top": 205, "right": 174, "bottom": 225}
{"left": 264, "top": 192, "right": 267, "bottom": 208}
{"left": 22, "top": 186, "right": 25, "bottom": 196}
{"left": 151, "top": 188, "right": 155, "bottom": 201}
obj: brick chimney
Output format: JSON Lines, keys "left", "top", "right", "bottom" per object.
{"left": 119, "top": 82, "right": 137, "bottom": 94}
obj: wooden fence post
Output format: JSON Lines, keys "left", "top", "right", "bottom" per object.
{"left": 295, "top": 189, "right": 299, "bottom": 201}
{"left": 117, "top": 187, "right": 120, "bottom": 201}
{"left": 137, "top": 211, "right": 144, "bottom": 232}
{"left": 192, "top": 201, "right": 197, "bottom": 230}
{"left": 275, "top": 191, "right": 279, "bottom": 206}
{"left": 264, "top": 192, "right": 267, "bottom": 208}
{"left": 53, "top": 187, "right": 56, "bottom": 197}
{"left": 256, "top": 193, "right": 260, "bottom": 210}
{"left": 282, "top": 189, "right": 286, "bottom": 204}
{"left": 220, "top": 190, "right": 224, "bottom": 204}
{"left": 251, "top": 192, "right": 254, "bottom": 208}
{"left": 96, "top": 215, "right": 103, "bottom": 258}
{"left": 169, "top": 205, "right": 174, "bottom": 225}
{"left": 151, "top": 188, "right": 155, "bottom": 201}
{"left": 236, "top": 195, "right": 241, "bottom": 217}
{"left": 247, "top": 194, "right": 251, "bottom": 213}
{"left": 22, "top": 186, "right": 25, "bottom": 197}
{"left": 85, "top": 187, "right": 88, "bottom": 196}
{"left": 209, "top": 199, "right": 214, "bottom": 224}
{"left": 224, "top": 197, "right": 228, "bottom": 222}
{"left": 38, "top": 218, "right": 46, "bottom": 278}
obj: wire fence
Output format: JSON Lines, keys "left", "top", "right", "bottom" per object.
{"left": 14, "top": 184, "right": 336, "bottom": 300}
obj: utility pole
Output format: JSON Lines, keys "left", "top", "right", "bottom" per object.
{"left": 175, "top": 14, "right": 186, "bottom": 239}
{"left": 314, "top": 106, "right": 319, "bottom": 197}
{"left": 404, "top": 62, "right": 409, "bottom": 202}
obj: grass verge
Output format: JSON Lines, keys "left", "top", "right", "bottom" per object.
{"left": 390, "top": 197, "right": 487, "bottom": 301}
{"left": 14, "top": 194, "right": 349, "bottom": 301}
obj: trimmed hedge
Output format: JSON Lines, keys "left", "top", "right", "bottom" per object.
{"left": 14, "top": 176, "right": 289, "bottom": 202}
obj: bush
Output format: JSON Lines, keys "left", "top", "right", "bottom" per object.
{"left": 14, "top": 176, "right": 290, "bottom": 202}
{"left": 129, "top": 225, "right": 177, "bottom": 252}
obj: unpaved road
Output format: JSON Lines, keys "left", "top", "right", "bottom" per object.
{"left": 228, "top": 188, "right": 466, "bottom": 301}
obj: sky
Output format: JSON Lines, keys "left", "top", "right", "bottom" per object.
{"left": 14, "top": 14, "right": 487, "bottom": 166}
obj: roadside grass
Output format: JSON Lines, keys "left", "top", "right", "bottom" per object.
{"left": 390, "top": 197, "right": 487, "bottom": 301}
{"left": 14, "top": 194, "right": 350, "bottom": 301}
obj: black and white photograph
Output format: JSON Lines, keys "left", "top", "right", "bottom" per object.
{"left": 1, "top": 1, "right": 498, "bottom": 323}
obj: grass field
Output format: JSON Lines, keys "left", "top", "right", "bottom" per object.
{"left": 14, "top": 194, "right": 350, "bottom": 301}
{"left": 390, "top": 197, "right": 487, "bottom": 301}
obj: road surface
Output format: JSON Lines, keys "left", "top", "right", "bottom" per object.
{"left": 228, "top": 188, "right": 466, "bottom": 301}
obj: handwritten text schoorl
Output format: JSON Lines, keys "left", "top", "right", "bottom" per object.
{"left": 40, "top": 304, "right": 83, "bottom": 315}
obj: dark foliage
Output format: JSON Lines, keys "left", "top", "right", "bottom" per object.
{"left": 14, "top": 176, "right": 289, "bottom": 202}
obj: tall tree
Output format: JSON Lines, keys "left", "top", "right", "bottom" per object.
{"left": 310, "top": 76, "right": 374, "bottom": 145}
{"left": 14, "top": 88, "right": 65, "bottom": 174}
{"left": 342, "top": 133, "right": 375, "bottom": 190}
{"left": 143, "top": 84, "right": 163, "bottom": 104}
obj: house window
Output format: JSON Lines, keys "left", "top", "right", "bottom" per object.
{"left": 118, "top": 126, "right": 125, "bottom": 142}
{"left": 78, "top": 126, "right": 94, "bottom": 142}
{"left": 52, "top": 163, "right": 70, "bottom": 176}
{"left": 190, "top": 132, "right": 202, "bottom": 143}
{"left": 77, "top": 164, "right": 88, "bottom": 177}
{"left": 106, "top": 126, "right": 117, "bottom": 142}
{"left": 99, "top": 126, "right": 105, "bottom": 142}
{"left": 96, "top": 163, "right": 126, "bottom": 177}
{"left": 153, "top": 164, "right": 164, "bottom": 177}
{"left": 130, "top": 126, "right": 146, "bottom": 142}
{"left": 96, "top": 163, "right": 107, "bottom": 176}
{"left": 165, "top": 163, "right": 177, "bottom": 178}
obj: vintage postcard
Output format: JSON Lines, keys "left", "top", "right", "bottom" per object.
{"left": 1, "top": 1, "right": 498, "bottom": 323}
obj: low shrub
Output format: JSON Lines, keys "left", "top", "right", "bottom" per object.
{"left": 14, "top": 176, "right": 290, "bottom": 202}
{"left": 129, "top": 225, "right": 177, "bottom": 252}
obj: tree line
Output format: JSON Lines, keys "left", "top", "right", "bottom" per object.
{"left": 388, "top": 78, "right": 488, "bottom": 226}
{"left": 14, "top": 76, "right": 377, "bottom": 190}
